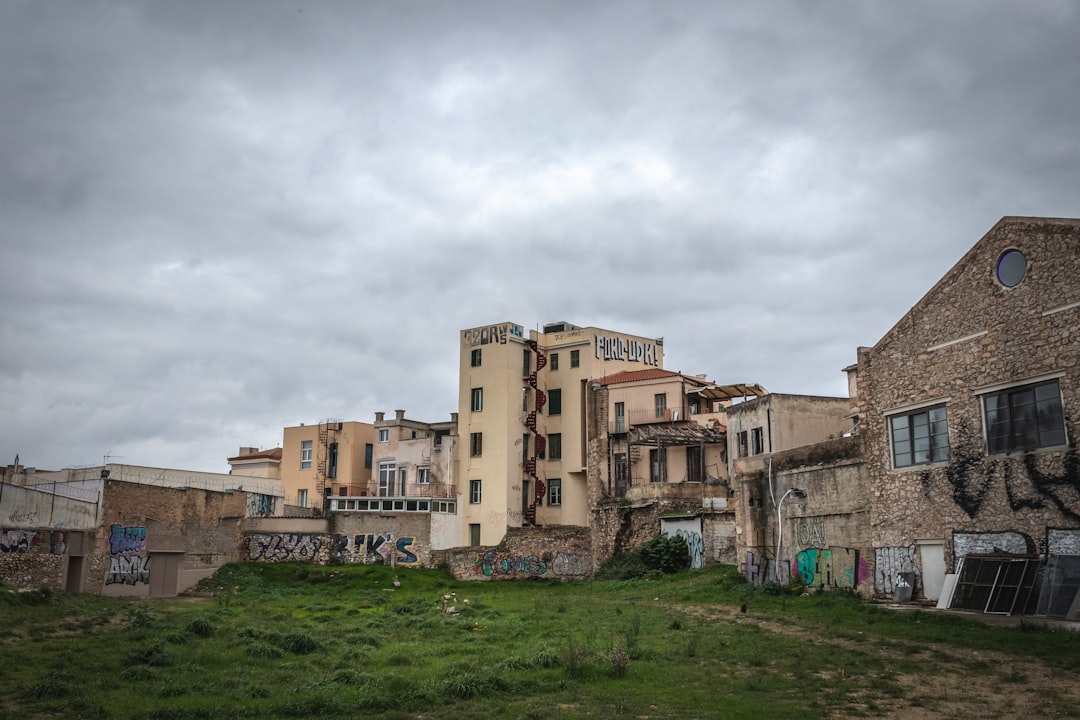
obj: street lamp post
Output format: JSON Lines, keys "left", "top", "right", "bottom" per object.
{"left": 775, "top": 487, "right": 806, "bottom": 582}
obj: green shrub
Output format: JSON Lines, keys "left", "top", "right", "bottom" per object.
{"left": 635, "top": 534, "right": 690, "bottom": 574}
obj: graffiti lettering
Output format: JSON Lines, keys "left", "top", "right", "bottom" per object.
{"left": 953, "top": 531, "right": 1031, "bottom": 560}
{"left": 107, "top": 555, "right": 150, "bottom": 585}
{"left": 473, "top": 551, "right": 547, "bottom": 577}
{"left": 463, "top": 323, "right": 523, "bottom": 348}
{"left": 0, "top": 529, "right": 39, "bottom": 553}
{"left": 107, "top": 525, "right": 148, "bottom": 555}
{"left": 395, "top": 537, "right": 418, "bottom": 565}
{"left": 794, "top": 547, "right": 869, "bottom": 589}
{"left": 243, "top": 533, "right": 323, "bottom": 562}
{"left": 745, "top": 550, "right": 787, "bottom": 585}
{"left": 795, "top": 518, "right": 826, "bottom": 548}
{"left": 247, "top": 493, "right": 276, "bottom": 517}
{"left": 594, "top": 334, "right": 660, "bottom": 366}
{"left": 8, "top": 511, "right": 38, "bottom": 524}
{"left": 552, "top": 552, "right": 590, "bottom": 576}
{"left": 675, "top": 529, "right": 704, "bottom": 569}
{"left": 874, "top": 546, "right": 917, "bottom": 595}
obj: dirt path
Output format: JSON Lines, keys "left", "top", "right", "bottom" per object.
{"left": 679, "top": 604, "right": 1080, "bottom": 719}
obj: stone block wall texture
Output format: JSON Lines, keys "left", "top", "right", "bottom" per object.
{"left": 95, "top": 480, "right": 248, "bottom": 597}
{"left": 0, "top": 528, "right": 68, "bottom": 590}
{"left": 443, "top": 525, "right": 592, "bottom": 580}
{"left": 590, "top": 498, "right": 706, "bottom": 569}
{"left": 858, "top": 217, "right": 1080, "bottom": 572}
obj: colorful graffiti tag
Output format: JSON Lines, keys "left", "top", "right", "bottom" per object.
{"left": 104, "top": 525, "right": 150, "bottom": 586}
{"left": 675, "top": 529, "right": 704, "bottom": 569}
{"left": 329, "top": 533, "right": 419, "bottom": 565}
{"left": 474, "top": 551, "right": 548, "bottom": 577}
{"left": 793, "top": 547, "right": 869, "bottom": 589}
{"left": 0, "top": 528, "right": 39, "bottom": 553}
{"left": 107, "top": 525, "right": 148, "bottom": 555}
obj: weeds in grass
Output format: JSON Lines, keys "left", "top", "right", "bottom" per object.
{"left": 124, "top": 603, "right": 153, "bottom": 629}
{"left": 22, "top": 671, "right": 72, "bottom": 700}
{"left": 187, "top": 617, "right": 214, "bottom": 637}
{"left": 609, "top": 638, "right": 630, "bottom": 678}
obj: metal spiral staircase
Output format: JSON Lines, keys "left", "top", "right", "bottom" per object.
{"left": 523, "top": 339, "right": 547, "bottom": 525}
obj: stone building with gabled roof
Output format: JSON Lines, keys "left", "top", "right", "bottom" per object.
{"left": 854, "top": 216, "right": 1080, "bottom": 613}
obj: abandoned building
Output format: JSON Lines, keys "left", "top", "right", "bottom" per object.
{"left": 736, "top": 216, "right": 1080, "bottom": 618}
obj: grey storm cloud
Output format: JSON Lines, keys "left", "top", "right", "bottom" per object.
{"left": 1, "top": 0, "right": 1078, "bottom": 471}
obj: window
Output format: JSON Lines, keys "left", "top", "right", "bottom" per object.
{"left": 377, "top": 461, "right": 395, "bottom": 496}
{"left": 523, "top": 349, "right": 531, "bottom": 377}
{"left": 686, "top": 446, "right": 704, "bottom": 482}
{"left": 548, "top": 389, "right": 562, "bottom": 415}
{"left": 547, "top": 433, "right": 562, "bottom": 460}
{"left": 983, "top": 379, "right": 1065, "bottom": 455}
{"left": 470, "top": 432, "right": 483, "bottom": 457}
{"left": 655, "top": 393, "right": 667, "bottom": 419}
{"left": 327, "top": 442, "right": 338, "bottom": 478}
{"left": 751, "top": 427, "right": 764, "bottom": 455}
{"left": 471, "top": 348, "right": 482, "bottom": 367}
{"left": 650, "top": 447, "right": 667, "bottom": 483}
{"left": 570, "top": 349, "right": 580, "bottom": 368}
{"left": 469, "top": 523, "right": 481, "bottom": 546}
{"left": 398, "top": 467, "right": 407, "bottom": 495}
{"left": 469, "top": 479, "right": 482, "bottom": 504}
{"left": 737, "top": 431, "right": 749, "bottom": 458}
{"left": 548, "top": 478, "right": 562, "bottom": 505}
{"left": 550, "top": 353, "right": 559, "bottom": 370}
{"left": 471, "top": 387, "right": 483, "bottom": 412}
{"left": 997, "top": 250, "right": 1027, "bottom": 288}
{"left": 378, "top": 428, "right": 389, "bottom": 443}
{"left": 300, "top": 440, "right": 312, "bottom": 469}
{"left": 523, "top": 433, "right": 531, "bottom": 462}
{"left": 364, "top": 443, "right": 373, "bottom": 468}
{"left": 890, "top": 404, "right": 950, "bottom": 468}
{"left": 417, "top": 467, "right": 430, "bottom": 485}
{"left": 614, "top": 453, "right": 629, "bottom": 483}
{"left": 297, "top": 489, "right": 308, "bottom": 507}
{"left": 614, "top": 402, "right": 625, "bottom": 433}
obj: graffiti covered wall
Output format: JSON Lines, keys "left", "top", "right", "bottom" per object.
{"left": 444, "top": 525, "right": 593, "bottom": 581}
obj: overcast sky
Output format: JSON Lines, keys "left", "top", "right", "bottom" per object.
{"left": 2, "top": 1, "right": 1078, "bottom": 473}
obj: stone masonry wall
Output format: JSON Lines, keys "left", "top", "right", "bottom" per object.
{"left": 443, "top": 525, "right": 592, "bottom": 580}
{"left": 859, "top": 217, "right": 1080, "bottom": 577}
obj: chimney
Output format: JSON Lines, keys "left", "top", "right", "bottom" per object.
{"left": 450, "top": 412, "right": 458, "bottom": 424}
{"left": 375, "top": 412, "right": 385, "bottom": 422}
{"left": 395, "top": 409, "right": 406, "bottom": 421}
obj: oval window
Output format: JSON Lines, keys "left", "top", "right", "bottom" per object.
{"left": 997, "top": 250, "right": 1026, "bottom": 287}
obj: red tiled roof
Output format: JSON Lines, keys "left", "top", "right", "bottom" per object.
{"left": 596, "top": 368, "right": 683, "bottom": 386}
{"left": 226, "top": 448, "right": 283, "bottom": 463}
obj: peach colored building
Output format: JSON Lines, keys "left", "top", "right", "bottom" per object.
{"left": 280, "top": 420, "right": 375, "bottom": 515}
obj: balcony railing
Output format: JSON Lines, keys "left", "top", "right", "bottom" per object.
{"left": 333, "top": 481, "right": 457, "bottom": 499}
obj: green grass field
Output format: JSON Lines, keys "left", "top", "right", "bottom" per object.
{"left": 3, "top": 563, "right": 1079, "bottom": 719}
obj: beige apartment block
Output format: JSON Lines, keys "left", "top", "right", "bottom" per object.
{"left": 281, "top": 421, "right": 375, "bottom": 515}
{"left": 457, "top": 321, "right": 666, "bottom": 546}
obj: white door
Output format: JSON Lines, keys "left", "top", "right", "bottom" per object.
{"left": 918, "top": 541, "right": 946, "bottom": 601}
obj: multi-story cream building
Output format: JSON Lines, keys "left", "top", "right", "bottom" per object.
{"left": 457, "top": 321, "right": 666, "bottom": 546}
{"left": 280, "top": 420, "right": 375, "bottom": 514}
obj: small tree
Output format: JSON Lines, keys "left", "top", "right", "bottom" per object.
{"left": 635, "top": 533, "right": 690, "bottom": 574}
